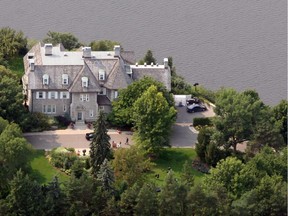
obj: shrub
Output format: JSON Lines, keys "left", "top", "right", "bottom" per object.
{"left": 50, "top": 148, "right": 78, "bottom": 170}
{"left": 193, "top": 117, "right": 213, "bottom": 128}
{"left": 54, "top": 115, "right": 71, "bottom": 127}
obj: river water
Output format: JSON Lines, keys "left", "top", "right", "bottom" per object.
{"left": 0, "top": 0, "right": 286, "bottom": 105}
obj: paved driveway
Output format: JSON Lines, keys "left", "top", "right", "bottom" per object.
{"left": 170, "top": 104, "right": 215, "bottom": 148}
{"left": 24, "top": 104, "right": 215, "bottom": 150}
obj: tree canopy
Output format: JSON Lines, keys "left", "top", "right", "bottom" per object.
{"left": 43, "top": 31, "right": 82, "bottom": 50}
{"left": 109, "top": 76, "right": 174, "bottom": 127}
{"left": 0, "top": 27, "right": 27, "bottom": 60}
{"left": 89, "top": 40, "right": 120, "bottom": 51}
{"left": 133, "top": 85, "right": 177, "bottom": 155}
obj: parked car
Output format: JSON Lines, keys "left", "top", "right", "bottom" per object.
{"left": 85, "top": 132, "right": 94, "bottom": 141}
{"left": 186, "top": 97, "right": 200, "bottom": 105}
{"left": 186, "top": 104, "right": 207, "bottom": 113}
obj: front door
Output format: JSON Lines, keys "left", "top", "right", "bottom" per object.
{"left": 77, "top": 112, "right": 83, "bottom": 121}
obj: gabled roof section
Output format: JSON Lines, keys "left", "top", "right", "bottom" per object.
{"left": 120, "top": 51, "right": 136, "bottom": 64}
{"left": 131, "top": 65, "right": 171, "bottom": 91}
{"left": 23, "top": 42, "right": 42, "bottom": 73}
{"left": 105, "top": 61, "right": 132, "bottom": 89}
{"left": 28, "top": 65, "right": 83, "bottom": 90}
{"left": 69, "top": 62, "right": 101, "bottom": 92}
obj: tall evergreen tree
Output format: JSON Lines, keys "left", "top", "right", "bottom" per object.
{"left": 135, "top": 183, "right": 159, "bottom": 216}
{"left": 97, "top": 158, "right": 115, "bottom": 192}
{"left": 90, "top": 111, "right": 111, "bottom": 176}
{"left": 43, "top": 176, "right": 67, "bottom": 216}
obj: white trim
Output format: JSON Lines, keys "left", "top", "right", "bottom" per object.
{"left": 99, "top": 69, "right": 105, "bottom": 80}
{"left": 43, "top": 74, "right": 49, "bottom": 85}
{"left": 62, "top": 74, "right": 69, "bottom": 85}
{"left": 80, "top": 94, "right": 89, "bottom": 102}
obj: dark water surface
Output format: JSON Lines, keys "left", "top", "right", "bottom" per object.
{"left": 0, "top": 0, "right": 286, "bottom": 105}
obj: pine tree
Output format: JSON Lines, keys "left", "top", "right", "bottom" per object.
{"left": 90, "top": 111, "right": 111, "bottom": 176}
{"left": 97, "top": 158, "right": 115, "bottom": 192}
{"left": 181, "top": 160, "right": 194, "bottom": 187}
{"left": 135, "top": 183, "right": 159, "bottom": 216}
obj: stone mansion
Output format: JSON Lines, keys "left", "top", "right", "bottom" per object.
{"left": 22, "top": 43, "right": 171, "bottom": 122}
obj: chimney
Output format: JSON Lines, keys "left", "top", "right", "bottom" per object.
{"left": 29, "top": 59, "right": 35, "bottom": 71}
{"left": 164, "top": 58, "right": 168, "bottom": 69}
{"left": 44, "top": 44, "right": 53, "bottom": 55}
{"left": 82, "top": 47, "right": 91, "bottom": 58}
{"left": 114, "top": 45, "right": 121, "bottom": 57}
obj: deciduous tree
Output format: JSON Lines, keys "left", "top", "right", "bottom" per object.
{"left": 89, "top": 40, "right": 120, "bottom": 51}
{"left": 43, "top": 31, "right": 81, "bottom": 50}
{"left": 110, "top": 77, "right": 174, "bottom": 127}
{"left": 132, "top": 85, "right": 177, "bottom": 155}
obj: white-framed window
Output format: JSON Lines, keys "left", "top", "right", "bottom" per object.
{"left": 62, "top": 74, "right": 69, "bottom": 85}
{"left": 63, "top": 105, "right": 66, "bottom": 112}
{"left": 114, "top": 90, "right": 118, "bottom": 98}
{"left": 81, "top": 77, "right": 88, "bottom": 87}
{"left": 89, "top": 110, "right": 94, "bottom": 117}
{"left": 60, "top": 91, "right": 69, "bottom": 99}
{"left": 99, "top": 106, "right": 104, "bottom": 111}
{"left": 99, "top": 87, "right": 106, "bottom": 95}
{"left": 80, "top": 94, "right": 89, "bottom": 102}
{"left": 43, "top": 105, "right": 56, "bottom": 114}
{"left": 48, "top": 91, "right": 58, "bottom": 99}
{"left": 36, "top": 91, "right": 46, "bottom": 99}
{"left": 99, "top": 69, "right": 105, "bottom": 80}
{"left": 43, "top": 74, "right": 49, "bottom": 85}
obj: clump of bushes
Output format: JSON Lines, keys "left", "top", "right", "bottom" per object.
{"left": 54, "top": 114, "right": 71, "bottom": 128}
{"left": 193, "top": 117, "right": 213, "bottom": 129}
{"left": 49, "top": 147, "right": 78, "bottom": 171}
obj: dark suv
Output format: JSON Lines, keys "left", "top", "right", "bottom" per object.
{"left": 85, "top": 132, "right": 94, "bottom": 141}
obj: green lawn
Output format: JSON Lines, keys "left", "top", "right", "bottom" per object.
{"left": 28, "top": 150, "right": 70, "bottom": 184}
{"left": 148, "top": 148, "right": 206, "bottom": 185}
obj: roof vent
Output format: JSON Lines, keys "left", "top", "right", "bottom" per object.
{"left": 92, "top": 55, "right": 96, "bottom": 59}
{"left": 64, "top": 52, "right": 68, "bottom": 56}
{"left": 44, "top": 44, "right": 53, "bottom": 56}
{"left": 135, "top": 62, "right": 138, "bottom": 67}
{"left": 156, "top": 63, "right": 159, "bottom": 67}
{"left": 164, "top": 58, "right": 169, "bottom": 69}
{"left": 144, "top": 62, "right": 147, "bottom": 67}
{"left": 107, "top": 53, "right": 111, "bottom": 56}
{"left": 151, "top": 62, "right": 154, "bottom": 66}
{"left": 114, "top": 45, "right": 121, "bottom": 57}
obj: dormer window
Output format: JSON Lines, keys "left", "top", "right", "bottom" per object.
{"left": 43, "top": 74, "right": 49, "bottom": 85}
{"left": 62, "top": 74, "right": 69, "bottom": 85}
{"left": 99, "top": 69, "right": 105, "bottom": 81}
{"left": 81, "top": 77, "right": 88, "bottom": 88}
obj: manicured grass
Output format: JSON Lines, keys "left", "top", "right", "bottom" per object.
{"left": 148, "top": 148, "right": 206, "bottom": 185}
{"left": 7, "top": 56, "right": 24, "bottom": 77}
{"left": 28, "top": 150, "right": 70, "bottom": 184}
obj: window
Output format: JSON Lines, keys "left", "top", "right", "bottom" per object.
{"left": 48, "top": 91, "right": 58, "bottom": 99}
{"left": 36, "top": 91, "right": 46, "bottom": 99}
{"left": 43, "top": 105, "right": 56, "bottom": 114}
{"left": 63, "top": 105, "right": 66, "bottom": 112}
{"left": 114, "top": 90, "right": 118, "bottom": 98}
{"left": 62, "top": 74, "right": 69, "bottom": 85}
{"left": 80, "top": 94, "right": 89, "bottom": 102}
{"left": 99, "top": 106, "right": 104, "bottom": 111}
{"left": 99, "top": 87, "right": 106, "bottom": 95}
{"left": 89, "top": 110, "right": 94, "bottom": 117}
{"left": 43, "top": 74, "right": 49, "bottom": 85}
{"left": 99, "top": 69, "right": 105, "bottom": 80}
{"left": 81, "top": 77, "right": 88, "bottom": 87}
{"left": 60, "top": 91, "right": 69, "bottom": 99}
